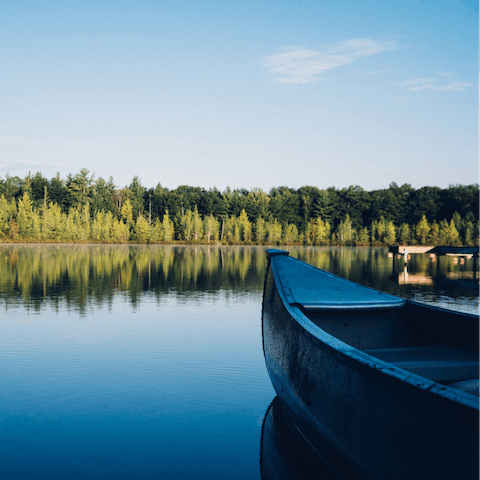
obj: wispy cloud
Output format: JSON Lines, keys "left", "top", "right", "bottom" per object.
{"left": 399, "top": 76, "right": 471, "bottom": 92}
{"left": 261, "top": 38, "right": 396, "bottom": 84}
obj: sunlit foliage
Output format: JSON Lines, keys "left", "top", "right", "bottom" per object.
{"left": 0, "top": 171, "right": 477, "bottom": 246}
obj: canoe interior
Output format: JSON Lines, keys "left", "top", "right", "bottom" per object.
{"left": 303, "top": 301, "right": 479, "bottom": 388}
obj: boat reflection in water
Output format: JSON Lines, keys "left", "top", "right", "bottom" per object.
{"left": 260, "top": 397, "right": 344, "bottom": 480}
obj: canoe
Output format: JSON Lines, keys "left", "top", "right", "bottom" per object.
{"left": 262, "top": 249, "right": 479, "bottom": 480}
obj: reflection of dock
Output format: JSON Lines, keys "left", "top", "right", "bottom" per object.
{"left": 426, "top": 246, "right": 479, "bottom": 257}
{"left": 398, "top": 272, "right": 433, "bottom": 285}
{"left": 389, "top": 245, "right": 479, "bottom": 276}
{"left": 390, "top": 245, "right": 479, "bottom": 285}
{"left": 397, "top": 267, "right": 478, "bottom": 286}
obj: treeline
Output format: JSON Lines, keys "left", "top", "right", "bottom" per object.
{"left": 0, "top": 169, "right": 478, "bottom": 246}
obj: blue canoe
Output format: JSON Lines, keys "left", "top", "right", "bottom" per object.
{"left": 262, "top": 250, "right": 479, "bottom": 480}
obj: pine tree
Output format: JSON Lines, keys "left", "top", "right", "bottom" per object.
{"left": 385, "top": 221, "right": 396, "bottom": 244}
{"left": 0, "top": 194, "right": 11, "bottom": 237}
{"left": 135, "top": 214, "right": 150, "bottom": 242}
{"left": 254, "top": 217, "right": 266, "bottom": 244}
{"left": 238, "top": 209, "right": 252, "bottom": 242}
{"left": 179, "top": 208, "right": 193, "bottom": 241}
{"left": 203, "top": 214, "right": 220, "bottom": 242}
{"left": 441, "top": 219, "right": 460, "bottom": 246}
{"left": 399, "top": 223, "right": 411, "bottom": 244}
{"left": 313, "top": 217, "right": 330, "bottom": 245}
{"left": 121, "top": 198, "right": 134, "bottom": 228}
{"left": 359, "top": 227, "right": 370, "bottom": 244}
{"left": 429, "top": 221, "right": 440, "bottom": 246}
{"left": 284, "top": 223, "right": 298, "bottom": 243}
{"left": 192, "top": 206, "right": 203, "bottom": 241}
{"left": 337, "top": 214, "right": 353, "bottom": 245}
{"left": 162, "top": 211, "right": 174, "bottom": 242}
{"left": 267, "top": 219, "right": 282, "bottom": 244}
{"left": 416, "top": 216, "right": 430, "bottom": 245}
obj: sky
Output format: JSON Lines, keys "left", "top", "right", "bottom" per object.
{"left": 0, "top": 0, "right": 477, "bottom": 192}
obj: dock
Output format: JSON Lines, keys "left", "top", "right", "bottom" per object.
{"left": 389, "top": 246, "right": 433, "bottom": 255}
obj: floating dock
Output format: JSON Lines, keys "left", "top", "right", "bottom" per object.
{"left": 389, "top": 246, "right": 433, "bottom": 254}
{"left": 389, "top": 245, "right": 479, "bottom": 279}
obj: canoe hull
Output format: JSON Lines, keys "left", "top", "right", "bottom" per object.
{"left": 262, "top": 256, "right": 479, "bottom": 480}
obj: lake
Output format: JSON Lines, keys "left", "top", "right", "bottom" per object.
{"left": 0, "top": 245, "right": 478, "bottom": 479}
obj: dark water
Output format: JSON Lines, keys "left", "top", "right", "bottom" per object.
{"left": 0, "top": 245, "right": 478, "bottom": 479}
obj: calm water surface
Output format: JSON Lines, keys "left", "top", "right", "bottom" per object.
{"left": 0, "top": 245, "right": 478, "bottom": 479}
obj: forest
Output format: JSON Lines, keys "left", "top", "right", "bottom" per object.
{"left": 0, "top": 169, "right": 478, "bottom": 246}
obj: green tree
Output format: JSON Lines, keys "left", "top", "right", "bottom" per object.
{"left": 149, "top": 218, "right": 164, "bottom": 242}
{"left": 269, "top": 187, "right": 301, "bottom": 225}
{"left": 429, "top": 221, "right": 440, "bottom": 245}
{"left": 245, "top": 188, "right": 270, "bottom": 220}
{"left": 41, "top": 201, "right": 65, "bottom": 240}
{"left": 463, "top": 221, "right": 477, "bottom": 246}
{"left": 267, "top": 219, "right": 282, "bottom": 244}
{"left": 0, "top": 174, "right": 22, "bottom": 200}
{"left": 415, "top": 216, "right": 430, "bottom": 245}
{"left": 128, "top": 176, "right": 146, "bottom": 219}
{"left": 441, "top": 219, "right": 460, "bottom": 246}
{"left": 313, "top": 217, "right": 330, "bottom": 245}
{"left": 178, "top": 208, "right": 194, "bottom": 241}
{"left": 162, "top": 211, "right": 174, "bottom": 242}
{"left": 358, "top": 227, "right": 370, "bottom": 245}
{"left": 254, "top": 217, "right": 266, "bottom": 244}
{"left": 313, "top": 189, "right": 335, "bottom": 223}
{"left": 337, "top": 214, "right": 354, "bottom": 245}
{"left": 0, "top": 194, "right": 13, "bottom": 237}
{"left": 203, "top": 214, "right": 220, "bottom": 242}
{"left": 121, "top": 198, "right": 134, "bottom": 231}
{"left": 283, "top": 223, "right": 299, "bottom": 243}
{"left": 398, "top": 223, "right": 411, "bottom": 244}
{"left": 91, "top": 211, "right": 105, "bottom": 241}
{"left": 238, "top": 209, "right": 252, "bottom": 242}
{"left": 66, "top": 168, "right": 94, "bottom": 208}
{"left": 91, "top": 177, "right": 117, "bottom": 215}
{"left": 17, "top": 192, "right": 37, "bottom": 239}
{"left": 192, "top": 205, "right": 203, "bottom": 241}
{"left": 385, "top": 221, "right": 396, "bottom": 244}
{"left": 135, "top": 214, "right": 150, "bottom": 242}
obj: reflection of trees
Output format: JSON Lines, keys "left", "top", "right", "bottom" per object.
{"left": 0, "top": 245, "right": 268, "bottom": 311}
{"left": 0, "top": 245, "right": 475, "bottom": 312}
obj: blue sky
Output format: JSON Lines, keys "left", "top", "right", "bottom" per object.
{"left": 0, "top": 0, "right": 477, "bottom": 191}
